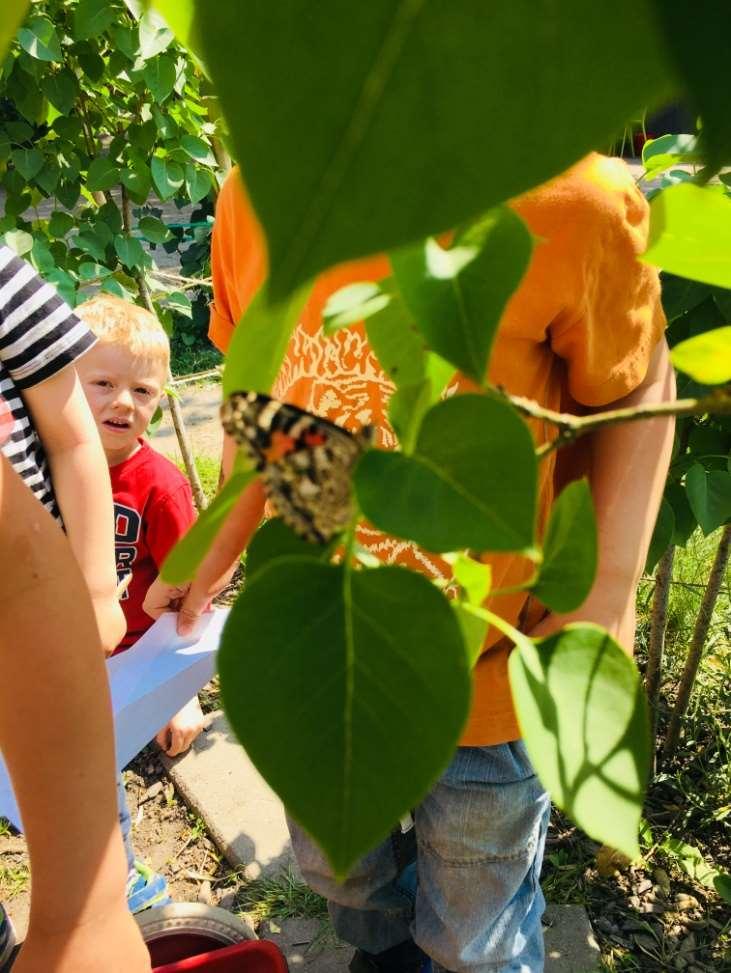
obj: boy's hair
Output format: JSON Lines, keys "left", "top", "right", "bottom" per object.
{"left": 76, "top": 294, "right": 170, "bottom": 370}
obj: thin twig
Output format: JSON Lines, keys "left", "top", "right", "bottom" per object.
{"left": 150, "top": 269, "right": 213, "bottom": 289}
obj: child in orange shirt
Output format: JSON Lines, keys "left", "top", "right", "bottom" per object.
{"left": 166, "top": 157, "right": 675, "bottom": 973}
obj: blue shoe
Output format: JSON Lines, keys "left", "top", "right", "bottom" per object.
{"left": 126, "top": 861, "right": 171, "bottom": 914}
{"left": 0, "top": 903, "right": 16, "bottom": 971}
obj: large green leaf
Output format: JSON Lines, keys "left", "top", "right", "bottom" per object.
{"left": 18, "top": 16, "right": 62, "bottom": 61}
{"left": 643, "top": 184, "right": 731, "bottom": 289}
{"left": 532, "top": 479, "right": 597, "bottom": 613}
{"left": 364, "top": 292, "right": 426, "bottom": 388}
{"left": 180, "top": 134, "right": 217, "bottom": 167}
{"left": 87, "top": 157, "right": 121, "bottom": 192}
{"left": 685, "top": 463, "right": 731, "bottom": 535}
{"left": 114, "top": 234, "right": 146, "bottom": 269}
{"left": 121, "top": 160, "right": 153, "bottom": 203}
{"left": 355, "top": 393, "right": 537, "bottom": 553}
{"left": 195, "top": 0, "right": 671, "bottom": 298}
{"left": 74, "top": 0, "right": 117, "bottom": 39}
{"left": 509, "top": 624, "right": 650, "bottom": 859}
{"left": 150, "top": 0, "right": 196, "bottom": 51}
{"left": 0, "top": 1, "right": 29, "bottom": 61}
{"left": 219, "top": 559, "right": 471, "bottom": 876}
{"left": 651, "top": 3, "right": 731, "bottom": 169}
{"left": 185, "top": 163, "right": 213, "bottom": 204}
{"left": 162, "top": 460, "right": 257, "bottom": 584}
{"left": 143, "top": 53, "right": 177, "bottom": 103}
{"left": 666, "top": 481, "right": 697, "bottom": 547}
{"left": 391, "top": 209, "right": 532, "bottom": 383}
{"left": 671, "top": 326, "right": 731, "bottom": 385}
{"left": 138, "top": 6, "right": 174, "bottom": 60}
{"left": 222, "top": 284, "right": 311, "bottom": 396}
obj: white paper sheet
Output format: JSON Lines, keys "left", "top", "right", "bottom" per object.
{"left": 0, "top": 609, "right": 228, "bottom": 831}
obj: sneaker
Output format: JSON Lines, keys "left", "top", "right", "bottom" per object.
{"left": 126, "top": 861, "right": 171, "bottom": 915}
{"left": 0, "top": 904, "right": 16, "bottom": 971}
{"left": 349, "top": 940, "right": 432, "bottom": 972}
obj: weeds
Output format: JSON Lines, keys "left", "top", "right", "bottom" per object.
{"left": 237, "top": 867, "right": 328, "bottom": 922}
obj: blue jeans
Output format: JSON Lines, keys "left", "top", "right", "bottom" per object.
{"left": 289, "top": 742, "right": 550, "bottom": 973}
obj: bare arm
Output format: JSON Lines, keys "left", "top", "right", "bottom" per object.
{"left": 532, "top": 338, "right": 676, "bottom": 649}
{"left": 24, "top": 365, "right": 124, "bottom": 653}
{"left": 0, "top": 456, "right": 149, "bottom": 972}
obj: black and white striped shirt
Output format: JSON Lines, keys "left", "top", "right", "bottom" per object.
{"left": 0, "top": 245, "right": 96, "bottom": 518}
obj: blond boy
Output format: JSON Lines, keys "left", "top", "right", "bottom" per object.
{"left": 76, "top": 294, "right": 204, "bottom": 757}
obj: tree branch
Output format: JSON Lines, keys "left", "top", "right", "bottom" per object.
{"left": 496, "top": 388, "right": 731, "bottom": 456}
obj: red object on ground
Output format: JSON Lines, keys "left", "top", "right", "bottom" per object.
{"left": 153, "top": 939, "right": 288, "bottom": 972}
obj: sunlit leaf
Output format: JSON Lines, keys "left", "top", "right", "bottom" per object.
{"left": 671, "top": 326, "right": 731, "bottom": 385}
{"left": 532, "top": 479, "right": 597, "bottom": 613}
{"left": 509, "top": 624, "right": 650, "bottom": 859}
{"left": 643, "top": 185, "right": 731, "bottom": 289}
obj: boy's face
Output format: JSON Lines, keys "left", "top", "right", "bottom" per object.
{"left": 79, "top": 343, "right": 166, "bottom": 463}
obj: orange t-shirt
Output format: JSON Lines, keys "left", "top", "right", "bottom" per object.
{"left": 209, "top": 153, "right": 665, "bottom": 747}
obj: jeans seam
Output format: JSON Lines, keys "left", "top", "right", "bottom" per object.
{"left": 417, "top": 835, "right": 537, "bottom": 867}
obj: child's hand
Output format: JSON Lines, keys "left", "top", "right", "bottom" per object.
{"left": 142, "top": 576, "right": 192, "bottom": 621}
{"left": 155, "top": 696, "right": 205, "bottom": 757}
{"left": 93, "top": 595, "right": 127, "bottom": 656}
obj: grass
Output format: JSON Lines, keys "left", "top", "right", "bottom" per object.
{"left": 0, "top": 819, "right": 10, "bottom": 838}
{"left": 0, "top": 864, "right": 29, "bottom": 899}
{"left": 193, "top": 454, "right": 221, "bottom": 503}
{"left": 170, "top": 337, "right": 223, "bottom": 378}
{"left": 236, "top": 867, "right": 328, "bottom": 922}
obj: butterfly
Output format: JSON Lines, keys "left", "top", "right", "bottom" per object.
{"left": 221, "top": 391, "right": 372, "bottom": 544}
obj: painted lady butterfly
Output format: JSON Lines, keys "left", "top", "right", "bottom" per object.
{"left": 221, "top": 391, "right": 372, "bottom": 544}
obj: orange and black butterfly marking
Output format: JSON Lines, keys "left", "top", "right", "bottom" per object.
{"left": 221, "top": 391, "right": 372, "bottom": 544}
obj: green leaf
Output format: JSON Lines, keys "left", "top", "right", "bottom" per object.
{"left": 222, "top": 284, "right": 311, "bottom": 397}
{"left": 658, "top": 835, "right": 723, "bottom": 889}
{"left": 645, "top": 498, "right": 675, "bottom": 575}
{"left": 74, "top": 227, "right": 108, "bottom": 261}
{"left": 11, "top": 147, "right": 43, "bottom": 181}
{"left": 532, "top": 479, "right": 597, "bottom": 613}
{"left": 355, "top": 393, "right": 537, "bottom": 553}
{"left": 121, "top": 160, "right": 152, "bottom": 204}
{"left": 685, "top": 463, "right": 731, "bottom": 535}
{"left": 666, "top": 481, "right": 697, "bottom": 547}
{"left": 138, "top": 215, "right": 172, "bottom": 244}
{"left": 18, "top": 16, "right": 62, "bottom": 62}
{"left": 139, "top": 7, "right": 174, "bottom": 60}
{"left": 219, "top": 559, "right": 471, "bottom": 877}
{"left": 151, "top": 156, "right": 185, "bottom": 200}
{"left": 161, "top": 459, "right": 257, "bottom": 584}
{"left": 87, "top": 157, "right": 121, "bottom": 193}
{"left": 97, "top": 200, "right": 124, "bottom": 235}
{"left": 453, "top": 554, "right": 491, "bottom": 606}
{"left": 323, "top": 282, "right": 391, "bottom": 336}
{"left": 180, "top": 134, "right": 216, "bottom": 167}
{"left": 509, "top": 624, "right": 650, "bottom": 860}
{"left": 660, "top": 273, "right": 711, "bottom": 324}
{"left": 670, "top": 327, "right": 731, "bottom": 385}
{"left": 391, "top": 209, "right": 532, "bottom": 382}
{"left": 110, "top": 24, "right": 140, "bottom": 60}
{"left": 46, "top": 268, "right": 77, "bottom": 306}
{"left": 2, "top": 229, "right": 33, "bottom": 256}
{"left": 246, "top": 517, "right": 322, "bottom": 580}
{"left": 114, "top": 234, "right": 146, "bottom": 269}
{"left": 643, "top": 185, "right": 731, "bottom": 289}
{"left": 40, "top": 68, "right": 78, "bottom": 116}
{"left": 652, "top": 6, "right": 730, "bottom": 169}
{"left": 0, "top": 0, "right": 30, "bottom": 62}
{"left": 715, "top": 874, "right": 731, "bottom": 905}
{"left": 56, "top": 178, "right": 80, "bottom": 210}
{"left": 77, "top": 261, "right": 112, "bottom": 282}
{"left": 197, "top": 1, "right": 670, "bottom": 298}
{"left": 364, "top": 292, "right": 426, "bottom": 388}
{"left": 48, "top": 211, "right": 75, "bottom": 238}
{"left": 388, "top": 379, "right": 432, "bottom": 455}
{"left": 641, "top": 133, "right": 698, "bottom": 166}
{"left": 150, "top": 0, "right": 196, "bottom": 51}
{"left": 453, "top": 601, "right": 489, "bottom": 667}
{"left": 30, "top": 237, "right": 55, "bottom": 274}
{"left": 164, "top": 291, "right": 192, "bottom": 317}
{"left": 73, "top": 0, "right": 117, "bottom": 40}
{"left": 185, "top": 163, "right": 213, "bottom": 204}
{"left": 35, "top": 158, "right": 60, "bottom": 196}
{"left": 143, "top": 53, "right": 177, "bottom": 103}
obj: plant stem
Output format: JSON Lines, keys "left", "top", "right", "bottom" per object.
{"left": 494, "top": 388, "right": 731, "bottom": 457}
{"left": 662, "top": 524, "right": 731, "bottom": 762}
{"left": 645, "top": 544, "right": 674, "bottom": 770}
{"left": 121, "top": 185, "right": 208, "bottom": 512}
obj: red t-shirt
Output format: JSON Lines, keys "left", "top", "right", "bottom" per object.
{"left": 111, "top": 440, "right": 196, "bottom": 653}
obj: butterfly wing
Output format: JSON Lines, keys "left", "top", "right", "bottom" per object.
{"left": 221, "top": 392, "right": 365, "bottom": 544}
